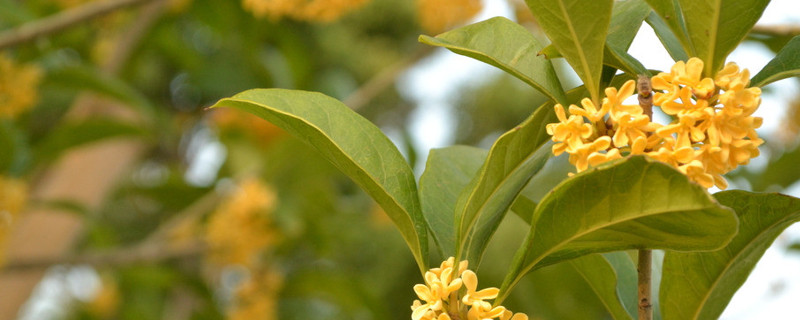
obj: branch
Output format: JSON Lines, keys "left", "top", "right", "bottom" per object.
{"left": 638, "top": 249, "right": 653, "bottom": 320}
{"left": 751, "top": 24, "right": 800, "bottom": 38}
{"left": 0, "top": 0, "right": 157, "bottom": 50}
{"left": 1, "top": 241, "right": 206, "bottom": 272}
{"left": 343, "top": 45, "right": 434, "bottom": 111}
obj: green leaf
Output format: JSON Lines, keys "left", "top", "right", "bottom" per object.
{"left": 540, "top": 0, "right": 651, "bottom": 77}
{"left": 498, "top": 156, "right": 738, "bottom": 303}
{"left": 0, "top": 119, "right": 29, "bottom": 175}
{"left": 525, "top": 0, "right": 614, "bottom": 104}
{"left": 456, "top": 101, "right": 556, "bottom": 265}
{"left": 46, "top": 65, "right": 157, "bottom": 120}
{"left": 751, "top": 35, "right": 800, "bottom": 87}
{"left": 644, "top": 0, "right": 691, "bottom": 55}
{"left": 644, "top": 12, "right": 690, "bottom": 62}
{"left": 568, "top": 252, "right": 636, "bottom": 320}
{"left": 607, "top": 0, "right": 651, "bottom": 52}
{"left": 419, "top": 146, "right": 488, "bottom": 257}
{"left": 677, "top": 0, "right": 770, "bottom": 75}
{"left": 660, "top": 191, "right": 800, "bottom": 320}
{"left": 510, "top": 195, "right": 537, "bottom": 224}
{"left": 34, "top": 119, "right": 148, "bottom": 164}
{"left": 604, "top": 46, "right": 650, "bottom": 77}
{"left": 419, "top": 17, "right": 566, "bottom": 104}
{"left": 745, "top": 142, "right": 800, "bottom": 191}
{"left": 211, "top": 89, "right": 429, "bottom": 273}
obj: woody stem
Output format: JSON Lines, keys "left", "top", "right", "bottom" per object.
{"left": 638, "top": 249, "right": 653, "bottom": 320}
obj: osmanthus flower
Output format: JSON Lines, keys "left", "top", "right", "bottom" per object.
{"left": 0, "top": 55, "right": 42, "bottom": 119}
{"left": 242, "top": 0, "right": 370, "bottom": 22}
{"left": 545, "top": 57, "right": 763, "bottom": 189}
{"left": 410, "top": 257, "right": 528, "bottom": 320}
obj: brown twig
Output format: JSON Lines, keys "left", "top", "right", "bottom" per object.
{"left": 0, "top": 0, "right": 157, "bottom": 50}
{"left": 751, "top": 24, "right": 800, "bottom": 38}
{"left": 638, "top": 75, "right": 653, "bottom": 121}
{"left": 343, "top": 45, "right": 434, "bottom": 111}
{"left": 638, "top": 249, "right": 653, "bottom": 320}
{"left": 1, "top": 241, "right": 206, "bottom": 272}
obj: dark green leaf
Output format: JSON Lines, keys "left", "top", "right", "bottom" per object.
{"left": 0, "top": 119, "right": 29, "bottom": 175}
{"left": 510, "top": 195, "right": 537, "bottom": 224}
{"left": 607, "top": 0, "right": 651, "bottom": 52}
{"left": 212, "top": 89, "right": 429, "bottom": 273}
{"left": 645, "top": 12, "right": 690, "bottom": 62}
{"left": 751, "top": 35, "right": 800, "bottom": 87}
{"left": 419, "top": 17, "right": 566, "bottom": 104}
{"left": 498, "top": 156, "right": 738, "bottom": 303}
{"left": 419, "top": 146, "right": 487, "bottom": 257}
{"left": 525, "top": 0, "right": 613, "bottom": 104}
{"left": 569, "top": 252, "right": 636, "bottom": 320}
{"left": 644, "top": 0, "right": 691, "bottom": 55}
{"left": 660, "top": 191, "right": 800, "bottom": 320}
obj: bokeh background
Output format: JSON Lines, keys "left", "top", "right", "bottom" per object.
{"left": 0, "top": 0, "right": 799, "bottom": 319}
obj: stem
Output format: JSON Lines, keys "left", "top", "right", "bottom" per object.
{"left": 637, "top": 75, "right": 653, "bottom": 121}
{"left": 0, "top": 0, "right": 157, "bottom": 50}
{"left": 638, "top": 249, "right": 653, "bottom": 320}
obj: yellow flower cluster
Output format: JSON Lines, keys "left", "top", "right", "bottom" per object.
{"left": 229, "top": 269, "right": 283, "bottom": 320}
{"left": 0, "top": 177, "right": 28, "bottom": 267}
{"left": 0, "top": 55, "right": 42, "bottom": 119}
{"left": 546, "top": 58, "right": 763, "bottom": 189}
{"left": 205, "top": 178, "right": 277, "bottom": 267}
{"left": 242, "top": 0, "right": 370, "bottom": 22}
{"left": 411, "top": 257, "right": 528, "bottom": 320}
{"left": 418, "top": 0, "right": 482, "bottom": 34}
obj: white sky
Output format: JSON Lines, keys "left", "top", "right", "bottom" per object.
{"left": 400, "top": 0, "right": 800, "bottom": 318}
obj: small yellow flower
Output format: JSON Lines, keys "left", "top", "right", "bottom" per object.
{"left": 546, "top": 104, "right": 592, "bottom": 156}
{"left": 410, "top": 258, "right": 527, "bottom": 320}
{"left": 242, "top": 0, "right": 370, "bottom": 22}
{"left": 568, "top": 98, "right": 608, "bottom": 124}
{"left": 205, "top": 178, "right": 277, "bottom": 267}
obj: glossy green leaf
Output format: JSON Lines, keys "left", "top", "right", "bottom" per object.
{"left": 569, "top": 252, "right": 636, "bottom": 320}
{"left": 419, "top": 17, "right": 566, "bottom": 104}
{"left": 525, "top": 0, "right": 613, "bottom": 104}
{"left": 746, "top": 143, "right": 800, "bottom": 191}
{"left": 211, "top": 89, "right": 428, "bottom": 273}
{"left": 419, "top": 146, "right": 487, "bottom": 257}
{"left": 605, "top": 46, "right": 650, "bottom": 77}
{"left": 607, "top": 0, "right": 651, "bottom": 52}
{"left": 498, "top": 156, "right": 738, "bottom": 303}
{"left": 34, "top": 119, "right": 148, "bottom": 164}
{"left": 645, "top": 12, "right": 690, "bottom": 62}
{"left": 644, "top": 0, "right": 691, "bottom": 54}
{"left": 751, "top": 35, "right": 800, "bottom": 87}
{"left": 456, "top": 101, "right": 556, "bottom": 265}
{"left": 510, "top": 195, "right": 537, "bottom": 224}
{"left": 660, "top": 191, "right": 800, "bottom": 320}
{"left": 540, "top": 0, "right": 650, "bottom": 77}
{"left": 677, "top": 0, "right": 770, "bottom": 75}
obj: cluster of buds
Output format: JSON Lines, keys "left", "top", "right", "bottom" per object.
{"left": 411, "top": 257, "right": 527, "bottom": 320}
{"left": 546, "top": 58, "right": 763, "bottom": 189}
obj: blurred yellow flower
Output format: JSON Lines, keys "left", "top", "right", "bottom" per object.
{"left": 212, "top": 108, "right": 286, "bottom": 146}
{"left": 87, "top": 275, "right": 120, "bottom": 319}
{"left": 546, "top": 58, "right": 763, "bottom": 189}
{"left": 0, "top": 55, "right": 42, "bottom": 119}
{"left": 410, "top": 257, "right": 527, "bottom": 320}
{"left": 229, "top": 269, "right": 283, "bottom": 320}
{"left": 205, "top": 178, "right": 277, "bottom": 267}
{"left": 0, "top": 177, "right": 28, "bottom": 267}
{"left": 418, "top": 0, "right": 482, "bottom": 34}
{"left": 242, "top": 0, "right": 370, "bottom": 22}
